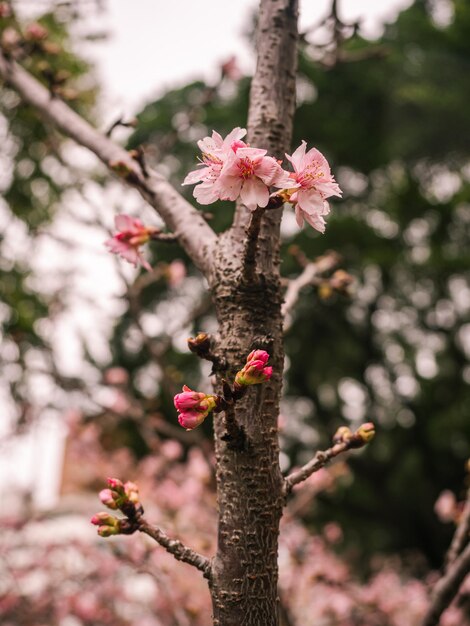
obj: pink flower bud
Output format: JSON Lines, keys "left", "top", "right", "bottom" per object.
{"left": 99, "top": 488, "right": 119, "bottom": 510}
{"left": 235, "top": 351, "right": 272, "bottom": 386}
{"left": 124, "top": 481, "right": 140, "bottom": 505}
{"left": 333, "top": 426, "right": 353, "bottom": 445}
{"left": 90, "top": 512, "right": 117, "bottom": 526}
{"left": 91, "top": 512, "right": 121, "bottom": 537}
{"left": 174, "top": 385, "right": 217, "bottom": 430}
{"left": 106, "top": 477, "right": 125, "bottom": 494}
{"left": 355, "top": 422, "right": 375, "bottom": 443}
{"left": 97, "top": 524, "right": 121, "bottom": 537}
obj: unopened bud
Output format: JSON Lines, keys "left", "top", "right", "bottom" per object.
{"left": 356, "top": 422, "right": 375, "bottom": 443}
{"left": 99, "top": 488, "right": 119, "bottom": 510}
{"left": 107, "top": 477, "right": 125, "bottom": 494}
{"left": 91, "top": 511, "right": 121, "bottom": 536}
{"left": 124, "top": 481, "right": 139, "bottom": 505}
{"left": 329, "top": 270, "right": 354, "bottom": 295}
{"left": 187, "top": 333, "right": 211, "bottom": 357}
{"left": 345, "top": 423, "right": 376, "bottom": 449}
{"left": 235, "top": 350, "right": 272, "bottom": 387}
{"left": 333, "top": 426, "right": 352, "bottom": 445}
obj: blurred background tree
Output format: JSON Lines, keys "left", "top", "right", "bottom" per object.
{"left": 120, "top": 0, "right": 470, "bottom": 567}
{"left": 1, "top": 0, "right": 470, "bottom": 623}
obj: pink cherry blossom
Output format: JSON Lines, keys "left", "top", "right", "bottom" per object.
{"left": 105, "top": 214, "right": 157, "bottom": 271}
{"left": 182, "top": 127, "right": 247, "bottom": 204}
{"left": 174, "top": 385, "right": 217, "bottom": 430}
{"left": 284, "top": 141, "right": 342, "bottom": 233}
{"left": 218, "top": 147, "right": 290, "bottom": 211}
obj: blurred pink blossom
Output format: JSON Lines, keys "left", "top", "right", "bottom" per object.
{"left": 434, "top": 490, "right": 457, "bottom": 523}
{"left": 105, "top": 214, "right": 157, "bottom": 271}
{"left": 103, "top": 367, "right": 129, "bottom": 386}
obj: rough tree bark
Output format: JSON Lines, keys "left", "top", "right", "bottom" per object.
{"left": 209, "top": 2, "right": 299, "bottom": 624}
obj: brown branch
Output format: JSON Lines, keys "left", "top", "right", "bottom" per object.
{"left": 445, "top": 487, "right": 470, "bottom": 572}
{"left": 0, "top": 50, "right": 217, "bottom": 275}
{"left": 422, "top": 542, "right": 470, "bottom": 626}
{"left": 138, "top": 518, "right": 212, "bottom": 580}
{"left": 284, "top": 440, "right": 351, "bottom": 495}
{"left": 282, "top": 251, "right": 341, "bottom": 327}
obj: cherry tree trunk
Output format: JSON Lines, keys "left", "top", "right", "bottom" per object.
{"left": 209, "top": 2, "right": 298, "bottom": 624}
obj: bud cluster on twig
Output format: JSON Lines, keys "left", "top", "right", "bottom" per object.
{"left": 91, "top": 477, "right": 143, "bottom": 537}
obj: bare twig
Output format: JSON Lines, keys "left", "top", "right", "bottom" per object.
{"left": 284, "top": 440, "right": 351, "bottom": 495}
{"left": 445, "top": 487, "right": 470, "bottom": 572}
{"left": 282, "top": 251, "right": 341, "bottom": 327}
{"left": 138, "top": 518, "right": 212, "bottom": 579}
{"left": 0, "top": 50, "right": 217, "bottom": 275}
{"left": 422, "top": 542, "right": 470, "bottom": 626}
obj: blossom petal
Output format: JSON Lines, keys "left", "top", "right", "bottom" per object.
{"left": 217, "top": 175, "right": 243, "bottom": 201}
{"left": 115, "top": 214, "right": 140, "bottom": 231}
{"left": 240, "top": 177, "right": 269, "bottom": 210}
{"left": 285, "top": 141, "right": 307, "bottom": 172}
{"left": 296, "top": 189, "right": 326, "bottom": 215}
{"left": 182, "top": 167, "right": 209, "bottom": 186}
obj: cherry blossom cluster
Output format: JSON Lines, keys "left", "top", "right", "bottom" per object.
{"left": 103, "top": 130, "right": 341, "bottom": 271}
{"left": 174, "top": 350, "right": 272, "bottom": 430}
{"left": 183, "top": 127, "right": 342, "bottom": 231}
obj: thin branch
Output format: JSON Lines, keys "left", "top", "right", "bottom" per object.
{"left": 284, "top": 441, "right": 350, "bottom": 494}
{"left": 0, "top": 50, "right": 217, "bottom": 275}
{"left": 138, "top": 518, "right": 212, "bottom": 580}
{"left": 282, "top": 251, "right": 341, "bottom": 326}
{"left": 445, "top": 487, "right": 470, "bottom": 572}
{"left": 422, "top": 542, "right": 470, "bottom": 626}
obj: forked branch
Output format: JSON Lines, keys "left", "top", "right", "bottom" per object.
{"left": 284, "top": 423, "right": 375, "bottom": 495}
{"left": 0, "top": 50, "right": 217, "bottom": 275}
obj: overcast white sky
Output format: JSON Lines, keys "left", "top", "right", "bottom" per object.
{"left": 86, "top": 0, "right": 413, "bottom": 114}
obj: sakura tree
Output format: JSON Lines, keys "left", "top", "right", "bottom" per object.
{"left": 1, "top": 1, "right": 469, "bottom": 625}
